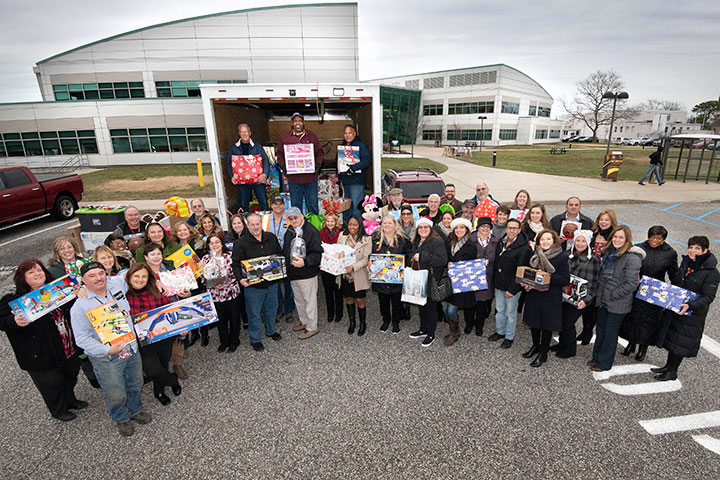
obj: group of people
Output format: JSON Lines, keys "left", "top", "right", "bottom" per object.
{"left": 1, "top": 174, "right": 718, "bottom": 437}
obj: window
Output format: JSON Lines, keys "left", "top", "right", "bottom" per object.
{"left": 448, "top": 71, "right": 497, "bottom": 86}
{"left": 0, "top": 130, "right": 97, "bottom": 157}
{"left": 423, "top": 76, "right": 444, "bottom": 89}
{"left": 53, "top": 82, "right": 144, "bottom": 101}
{"left": 405, "top": 79, "right": 419, "bottom": 90}
{"left": 528, "top": 105, "right": 537, "bottom": 116}
{"left": 423, "top": 104, "right": 443, "bottom": 116}
{"left": 501, "top": 102, "right": 519, "bottom": 114}
{"left": 538, "top": 106, "right": 551, "bottom": 117}
{"left": 549, "top": 130, "right": 560, "bottom": 139}
{"left": 2, "top": 168, "right": 32, "bottom": 188}
{"left": 156, "top": 80, "right": 247, "bottom": 98}
{"left": 422, "top": 129, "right": 442, "bottom": 141}
{"left": 109, "top": 127, "right": 208, "bottom": 153}
{"left": 448, "top": 101, "right": 494, "bottom": 115}
{"left": 447, "top": 129, "right": 492, "bottom": 141}
{"left": 535, "top": 129, "right": 548, "bottom": 139}
{"left": 499, "top": 129, "right": 517, "bottom": 140}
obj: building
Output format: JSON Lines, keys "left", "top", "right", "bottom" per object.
{"left": 562, "top": 110, "right": 707, "bottom": 141}
{"left": 0, "top": 3, "right": 360, "bottom": 169}
{"left": 370, "top": 65, "right": 563, "bottom": 146}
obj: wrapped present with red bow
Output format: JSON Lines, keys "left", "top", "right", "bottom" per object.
{"left": 231, "top": 154, "right": 263, "bottom": 184}
{"left": 474, "top": 198, "right": 498, "bottom": 222}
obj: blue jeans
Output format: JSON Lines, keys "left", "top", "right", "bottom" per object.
{"left": 244, "top": 283, "right": 279, "bottom": 344}
{"left": 639, "top": 164, "right": 663, "bottom": 184}
{"left": 442, "top": 301, "right": 459, "bottom": 321}
{"left": 343, "top": 182, "right": 365, "bottom": 218}
{"left": 237, "top": 184, "right": 269, "bottom": 213}
{"left": 89, "top": 349, "right": 143, "bottom": 423}
{"left": 288, "top": 181, "right": 319, "bottom": 215}
{"left": 278, "top": 277, "right": 295, "bottom": 315}
{"left": 592, "top": 307, "right": 625, "bottom": 370}
{"left": 494, "top": 289, "right": 520, "bottom": 340}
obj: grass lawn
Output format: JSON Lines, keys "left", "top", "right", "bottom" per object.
{"left": 381, "top": 157, "right": 448, "bottom": 174}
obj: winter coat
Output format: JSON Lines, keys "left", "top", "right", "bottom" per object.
{"left": 470, "top": 232, "right": 498, "bottom": 302}
{"left": 494, "top": 231, "right": 532, "bottom": 295}
{"left": 447, "top": 240, "right": 478, "bottom": 308}
{"left": 408, "top": 236, "right": 448, "bottom": 293}
{"left": 659, "top": 252, "right": 719, "bottom": 357}
{"left": 336, "top": 233, "right": 371, "bottom": 292}
{"left": 567, "top": 253, "right": 601, "bottom": 306}
{"left": 549, "top": 212, "right": 594, "bottom": 235}
{"left": 283, "top": 220, "right": 323, "bottom": 281}
{"left": 370, "top": 231, "right": 411, "bottom": 294}
{"left": 338, "top": 137, "right": 371, "bottom": 186}
{"left": 595, "top": 246, "right": 645, "bottom": 315}
{"left": 523, "top": 250, "right": 570, "bottom": 331}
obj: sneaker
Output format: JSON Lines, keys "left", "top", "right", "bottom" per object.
{"left": 269, "top": 332, "right": 282, "bottom": 341}
{"left": 131, "top": 411, "right": 152, "bottom": 425}
{"left": 251, "top": 342, "right": 265, "bottom": 352}
{"left": 500, "top": 339, "right": 513, "bottom": 349}
{"left": 380, "top": 321, "right": 390, "bottom": 333}
{"left": 392, "top": 323, "right": 400, "bottom": 334}
{"left": 68, "top": 400, "right": 89, "bottom": 410}
{"left": 408, "top": 330, "right": 427, "bottom": 339}
{"left": 117, "top": 421, "right": 134, "bottom": 437}
{"left": 421, "top": 336, "right": 435, "bottom": 347}
{"left": 292, "top": 324, "right": 306, "bottom": 332}
{"left": 638, "top": 182, "right": 645, "bottom": 185}
{"left": 487, "top": 332, "right": 504, "bottom": 342}
{"left": 658, "top": 181, "right": 665, "bottom": 186}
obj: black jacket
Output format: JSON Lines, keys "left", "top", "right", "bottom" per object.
{"left": 231, "top": 231, "right": 282, "bottom": 289}
{"left": 523, "top": 251, "right": 570, "bottom": 331}
{"left": 283, "top": 220, "right": 323, "bottom": 281}
{"left": 549, "top": 212, "right": 594, "bottom": 236}
{"left": 494, "top": 232, "right": 532, "bottom": 295}
{"left": 447, "top": 240, "right": 478, "bottom": 308}
{"left": 370, "top": 232, "right": 411, "bottom": 294}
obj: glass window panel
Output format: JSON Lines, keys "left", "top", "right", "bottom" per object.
{"left": 6, "top": 141, "right": 25, "bottom": 156}
{"left": 130, "top": 89, "right": 145, "bottom": 98}
{"left": 170, "top": 81, "right": 186, "bottom": 87}
{"left": 171, "top": 88, "right": 188, "bottom": 97}
{"left": 42, "top": 139, "right": 61, "bottom": 155}
{"left": 3, "top": 168, "right": 31, "bottom": 187}
{"left": 84, "top": 90, "right": 100, "bottom": 100}
{"left": 40, "top": 131, "right": 58, "bottom": 138}
{"left": 188, "top": 136, "right": 207, "bottom": 151}
{"left": 150, "top": 136, "right": 170, "bottom": 152}
{"left": 113, "top": 82, "right": 128, "bottom": 88}
{"left": 3, "top": 133, "right": 20, "bottom": 140}
{"left": 169, "top": 136, "right": 188, "bottom": 152}
{"left": 23, "top": 140, "right": 43, "bottom": 156}
{"left": 130, "top": 136, "right": 150, "bottom": 153}
{"left": 129, "top": 81, "right": 143, "bottom": 88}
{"left": 129, "top": 129, "right": 148, "bottom": 136}
{"left": 109, "top": 129, "right": 128, "bottom": 136}
{"left": 79, "top": 138, "right": 99, "bottom": 154}
{"left": 60, "top": 139, "right": 79, "bottom": 154}
{"left": 21, "top": 132, "right": 39, "bottom": 139}
{"left": 99, "top": 82, "right": 113, "bottom": 89}
{"left": 76, "top": 130, "right": 95, "bottom": 138}
{"left": 148, "top": 128, "right": 166, "bottom": 135}
{"left": 58, "top": 131, "right": 76, "bottom": 138}
{"left": 69, "top": 91, "right": 85, "bottom": 101}
{"left": 186, "top": 80, "right": 201, "bottom": 87}
{"left": 157, "top": 88, "right": 172, "bottom": 97}
{"left": 99, "top": 90, "right": 115, "bottom": 99}
{"left": 112, "top": 137, "right": 131, "bottom": 153}
{"left": 155, "top": 81, "right": 170, "bottom": 87}
{"left": 54, "top": 92, "right": 70, "bottom": 101}
{"left": 186, "top": 127, "right": 205, "bottom": 135}
{"left": 187, "top": 87, "right": 201, "bottom": 97}
{"left": 114, "top": 89, "right": 129, "bottom": 99}
{"left": 53, "top": 84, "right": 68, "bottom": 92}
{"left": 0, "top": 142, "right": 6, "bottom": 157}
{"left": 83, "top": 83, "right": 98, "bottom": 89}
{"left": 68, "top": 84, "right": 83, "bottom": 91}
{"left": 167, "top": 128, "right": 185, "bottom": 135}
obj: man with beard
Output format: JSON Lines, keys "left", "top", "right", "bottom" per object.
{"left": 381, "top": 188, "right": 404, "bottom": 217}
{"left": 441, "top": 184, "right": 462, "bottom": 214}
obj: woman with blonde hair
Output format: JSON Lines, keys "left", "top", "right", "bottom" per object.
{"left": 172, "top": 222, "right": 205, "bottom": 253}
{"left": 371, "top": 215, "right": 411, "bottom": 334}
{"left": 92, "top": 245, "right": 125, "bottom": 275}
{"left": 47, "top": 237, "right": 85, "bottom": 279}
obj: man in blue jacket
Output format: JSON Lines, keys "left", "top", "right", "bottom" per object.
{"left": 227, "top": 123, "right": 270, "bottom": 212}
{"left": 338, "top": 124, "right": 371, "bottom": 216}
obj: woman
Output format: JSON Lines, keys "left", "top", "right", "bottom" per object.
{"left": 371, "top": 215, "right": 411, "bottom": 334}
{"left": 520, "top": 204, "right": 549, "bottom": 247}
{"left": 652, "top": 236, "right": 719, "bottom": 381}
{"left": 589, "top": 226, "right": 644, "bottom": 372}
{"left": 399, "top": 204, "right": 416, "bottom": 243}
{"left": 436, "top": 210, "right": 454, "bottom": 239}
{"left": 320, "top": 214, "right": 344, "bottom": 323}
{"left": 408, "top": 217, "right": 448, "bottom": 347}
{"left": 620, "top": 226, "right": 678, "bottom": 361}
{"left": 172, "top": 222, "right": 205, "bottom": 254}
{"left": 93, "top": 245, "right": 124, "bottom": 276}
{"left": 198, "top": 213, "right": 224, "bottom": 241}
{"left": 442, "top": 218, "right": 476, "bottom": 346}
{"left": 469, "top": 217, "right": 498, "bottom": 336}
{"left": 104, "top": 233, "right": 133, "bottom": 269}
{"left": 0, "top": 260, "right": 86, "bottom": 421}
{"left": 510, "top": 189, "right": 532, "bottom": 220}
{"left": 492, "top": 205, "right": 511, "bottom": 240}
{"left": 591, "top": 209, "right": 618, "bottom": 258}
{"left": 125, "top": 263, "right": 182, "bottom": 406}
{"left": 555, "top": 230, "right": 599, "bottom": 358}
{"left": 201, "top": 234, "right": 244, "bottom": 352}
{"left": 134, "top": 222, "right": 180, "bottom": 262}
{"left": 337, "top": 215, "right": 371, "bottom": 335}
{"left": 225, "top": 214, "right": 248, "bottom": 244}
{"left": 47, "top": 237, "right": 85, "bottom": 279}
{"left": 521, "top": 229, "right": 570, "bottom": 367}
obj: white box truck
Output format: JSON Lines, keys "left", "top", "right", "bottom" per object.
{"left": 200, "top": 83, "right": 382, "bottom": 229}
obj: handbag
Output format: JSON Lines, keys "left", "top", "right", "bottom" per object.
{"left": 429, "top": 267, "right": 453, "bottom": 302}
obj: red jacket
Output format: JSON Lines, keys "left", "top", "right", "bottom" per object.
{"left": 276, "top": 129, "right": 323, "bottom": 184}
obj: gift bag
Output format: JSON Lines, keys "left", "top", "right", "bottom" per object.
{"left": 320, "top": 243, "right": 356, "bottom": 276}
{"left": 402, "top": 268, "right": 428, "bottom": 306}
{"left": 203, "top": 252, "right": 229, "bottom": 288}
{"left": 164, "top": 196, "right": 190, "bottom": 217}
{"left": 337, "top": 145, "right": 360, "bottom": 173}
{"left": 305, "top": 213, "right": 324, "bottom": 231}
{"left": 231, "top": 154, "right": 263, "bottom": 185}
{"left": 474, "top": 198, "right": 498, "bottom": 222}
{"left": 290, "top": 237, "right": 307, "bottom": 260}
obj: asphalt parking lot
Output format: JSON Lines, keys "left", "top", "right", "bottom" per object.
{"left": 1, "top": 202, "right": 719, "bottom": 479}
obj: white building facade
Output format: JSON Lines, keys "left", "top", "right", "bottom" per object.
{"left": 562, "top": 110, "right": 707, "bottom": 141}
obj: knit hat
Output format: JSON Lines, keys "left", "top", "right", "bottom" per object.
{"left": 416, "top": 217, "right": 433, "bottom": 228}
{"left": 400, "top": 204, "right": 413, "bottom": 213}
{"left": 450, "top": 217, "right": 472, "bottom": 232}
{"left": 570, "top": 229, "right": 594, "bottom": 259}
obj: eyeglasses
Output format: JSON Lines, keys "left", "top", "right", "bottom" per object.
{"left": 506, "top": 226, "right": 520, "bottom": 231}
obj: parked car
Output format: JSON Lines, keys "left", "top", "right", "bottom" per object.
{"left": 0, "top": 166, "right": 84, "bottom": 226}
{"left": 619, "top": 138, "right": 636, "bottom": 146}
{"left": 381, "top": 168, "right": 445, "bottom": 205}
{"left": 616, "top": 137, "right": 633, "bottom": 145}
{"left": 562, "top": 135, "right": 577, "bottom": 142}
{"left": 642, "top": 137, "right": 661, "bottom": 146}
{"left": 634, "top": 137, "right": 651, "bottom": 146}
{"left": 575, "top": 136, "right": 594, "bottom": 143}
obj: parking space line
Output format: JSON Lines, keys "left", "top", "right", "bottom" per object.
{"left": 697, "top": 207, "right": 720, "bottom": 220}
{"left": 700, "top": 335, "right": 720, "bottom": 360}
{"left": 663, "top": 202, "right": 684, "bottom": 211}
{"left": 643, "top": 204, "right": 720, "bottom": 227}
{"left": 692, "top": 435, "right": 720, "bottom": 455}
{"left": 640, "top": 410, "right": 720, "bottom": 435}
{"left": 0, "top": 220, "right": 76, "bottom": 248}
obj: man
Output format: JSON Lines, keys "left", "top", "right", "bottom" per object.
{"left": 231, "top": 213, "right": 283, "bottom": 352}
{"left": 113, "top": 206, "right": 147, "bottom": 242}
{"left": 276, "top": 113, "right": 324, "bottom": 215}
{"left": 419, "top": 193, "right": 443, "bottom": 224}
{"left": 69, "top": 262, "right": 151, "bottom": 437}
{"left": 490, "top": 219, "right": 531, "bottom": 349}
{"left": 261, "top": 196, "right": 294, "bottom": 322}
{"left": 492, "top": 205, "right": 511, "bottom": 239}
{"left": 381, "top": 187, "right": 404, "bottom": 217}
{"left": 549, "top": 197, "right": 594, "bottom": 236}
{"left": 457, "top": 199, "right": 478, "bottom": 230}
{"left": 441, "top": 184, "right": 463, "bottom": 214}
{"left": 339, "top": 124, "right": 371, "bottom": 216}
{"left": 472, "top": 182, "right": 500, "bottom": 207}
{"left": 186, "top": 199, "right": 219, "bottom": 228}
{"left": 638, "top": 146, "right": 665, "bottom": 186}
{"left": 283, "top": 207, "right": 323, "bottom": 339}
{"left": 227, "top": 123, "right": 270, "bottom": 212}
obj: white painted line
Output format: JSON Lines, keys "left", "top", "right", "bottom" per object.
{"left": 0, "top": 220, "right": 76, "bottom": 248}
{"left": 0, "top": 213, "right": 50, "bottom": 232}
{"left": 701, "top": 335, "right": 720, "bottom": 360}
{"left": 592, "top": 363, "right": 659, "bottom": 381}
{"left": 601, "top": 380, "right": 681, "bottom": 396}
{"left": 640, "top": 410, "right": 720, "bottom": 436}
{"left": 692, "top": 435, "right": 720, "bottom": 455}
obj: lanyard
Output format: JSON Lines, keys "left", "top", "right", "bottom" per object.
{"left": 272, "top": 214, "right": 287, "bottom": 238}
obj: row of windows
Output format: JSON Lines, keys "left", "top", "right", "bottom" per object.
{"left": 448, "top": 71, "right": 497, "bottom": 87}
{"left": 421, "top": 129, "right": 442, "bottom": 141}
{"left": 156, "top": 80, "right": 247, "bottom": 98}
{"left": 447, "top": 129, "right": 492, "bottom": 141}
{"left": 448, "top": 101, "right": 494, "bottom": 115}
{"left": 535, "top": 129, "right": 548, "bottom": 139}
{"left": 109, "top": 127, "right": 207, "bottom": 153}
{"left": 53, "top": 82, "right": 144, "bottom": 101}
{"left": 529, "top": 105, "right": 537, "bottom": 116}
{"left": 424, "top": 129, "right": 525, "bottom": 141}
{"left": 0, "top": 130, "right": 97, "bottom": 157}
{"left": 423, "top": 104, "right": 443, "bottom": 116}
{"left": 499, "top": 129, "right": 518, "bottom": 140}
{"left": 501, "top": 101, "right": 520, "bottom": 114}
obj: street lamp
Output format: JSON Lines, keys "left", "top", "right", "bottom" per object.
{"left": 477, "top": 115, "right": 487, "bottom": 152}
{"left": 602, "top": 91, "right": 629, "bottom": 155}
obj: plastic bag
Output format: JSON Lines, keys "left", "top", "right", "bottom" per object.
{"left": 290, "top": 237, "right": 306, "bottom": 260}
{"left": 203, "top": 252, "right": 229, "bottom": 288}
{"left": 164, "top": 196, "right": 190, "bottom": 217}
{"left": 402, "top": 268, "right": 428, "bottom": 306}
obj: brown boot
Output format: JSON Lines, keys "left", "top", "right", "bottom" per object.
{"left": 173, "top": 364, "right": 189, "bottom": 380}
{"left": 444, "top": 319, "right": 460, "bottom": 346}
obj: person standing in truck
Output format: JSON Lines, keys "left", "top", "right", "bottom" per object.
{"left": 338, "top": 124, "right": 371, "bottom": 216}
{"left": 276, "top": 112, "right": 324, "bottom": 215}
{"left": 227, "top": 123, "right": 270, "bottom": 213}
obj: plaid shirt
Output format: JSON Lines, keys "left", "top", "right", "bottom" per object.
{"left": 201, "top": 252, "right": 241, "bottom": 303}
{"left": 127, "top": 289, "right": 170, "bottom": 316}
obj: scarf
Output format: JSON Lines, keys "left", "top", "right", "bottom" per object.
{"left": 529, "top": 221, "right": 545, "bottom": 234}
{"left": 529, "top": 245, "right": 563, "bottom": 273}
{"left": 439, "top": 224, "right": 452, "bottom": 237}
{"left": 321, "top": 227, "right": 341, "bottom": 244}
{"left": 600, "top": 246, "right": 619, "bottom": 278}
{"left": 451, "top": 237, "right": 467, "bottom": 256}
{"left": 594, "top": 226, "right": 613, "bottom": 242}
{"left": 476, "top": 234, "right": 490, "bottom": 248}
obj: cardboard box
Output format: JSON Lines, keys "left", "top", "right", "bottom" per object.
{"left": 9, "top": 275, "right": 79, "bottom": 322}
{"left": 320, "top": 243, "right": 356, "bottom": 276}
{"left": 66, "top": 223, "right": 83, "bottom": 253}
{"left": 515, "top": 266, "right": 551, "bottom": 291}
{"left": 80, "top": 231, "right": 113, "bottom": 253}
{"left": 368, "top": 254, "right": 405, "bottom": 284}
{"left": 240, "top": 255, "right": 286, "bottom": 285}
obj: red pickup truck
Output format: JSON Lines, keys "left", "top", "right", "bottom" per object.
{"left": 0, "top": 166, "right": 84, "bottom": 226}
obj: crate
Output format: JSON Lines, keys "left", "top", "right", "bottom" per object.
{"left": 76, "top": 206, "right": 127, "bottom": 232}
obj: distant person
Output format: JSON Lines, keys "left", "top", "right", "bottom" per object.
{"left": 338, "top": 124, "right": 371, "bottom": 216}
{"left": 113, "top": 206, "right": 147, "bottom": 242}
{"left": 227, "top": 123, "right": 270, "bottom": 212}
{"left": 442, "top": 184, "right": 463, "bottom": 214}
{"left": 186, "top": 199, "right": 219, "bottom": 228}
{"left": 638, "top": 146, "right": 665, "bottom": 186}
{"left": 276, "top": 112, "right": 324, "bottom": 215}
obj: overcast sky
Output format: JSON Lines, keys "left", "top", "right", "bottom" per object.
{"left": 0, "top": 0, "right": 718, "bottom": 116}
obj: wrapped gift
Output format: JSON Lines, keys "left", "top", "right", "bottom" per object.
{"left": 368, "top": 254, "right": 405, "bottom": 284}
{"left": 635, "top": 275, "right": 699, "bottom": 315}
{"left": 86, "top": 300, "right": 136, "bottom": 346}
{"left": 65, "top": 258, "right": 90, "bottom": 280}
{"left": 448, "top": 259, "right": 488, "bottom": 293}
{"left": 158, "top": 265, "right": 198, "bottom": 296}
{"left": 202, "top": 254, "right": 229, "bottom": 288}
{"left": 165, "top": 246, "right": 204, "bottom": 278}
{"left": 231, "top": 154, "right": 264, "bottom": 184}
{"left": 474, "top": 198, "right": 498, "bottom": 222}
{"left": 284, "top": 144, "right": 315, "bottom": 174}
{"left": 510, "top": 209, "right": 527, "bottom": 221}
{"left": 562, "top": 274, "right": 588, "bottom": 306}
{"left": 320, "top": 243, "right": 356, "bottom": 275}
{"left": 337, "top": 145, "right": 360, "bottom": 173}
{"left": 241, "top": 255, "right": 286, "bottom": 285}
{"left": 132, "top": 293, "right": 218, "bottom": 346}
{"left": 9, "top": 275, "right": 79, "bottom": 322}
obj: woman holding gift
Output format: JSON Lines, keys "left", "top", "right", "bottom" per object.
{"left": 319, "top": 214, "right": 344, "bottom": 324}
{"left": 47, "top": 237, "right": 86, "bottom": 280}
{"left": 337, "top": 215, "right": 371, "bottom": 335}
{"left": 442, "top": 218, "right": 476, "bottom": 347}
{"left": 371, "top": 215, "right": 411, "bottom": 334}
{"left": 134, "top": 222, "right": 180, "bottom": 262}
{"left": 521, "top": 229, "right": 570, "bottom": 367}
{"left": 469, "top": 216, "right": 498, "bottom": 337}
{"left": 653, "top": 236, "right": 719, "bottom": 381}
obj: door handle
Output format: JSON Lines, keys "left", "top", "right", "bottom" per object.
{"left": 2, "top": 194, "right": 10, "bottom": 198}
{"left": 32, "top": 187, "right": 40, "bottom": 191}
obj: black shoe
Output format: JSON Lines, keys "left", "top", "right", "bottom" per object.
{"left": 549, "top": 344, "right": 560, "bottom": 352}
{"left": 530, "top": 353, "right": 548, "bottom": 367}
{"left": 522, "top": 346, "right": 538, "bottom": 358}
{"left": 638, "top": 182, "right": 645, "bottom": 186}
{"left": 409, "top": 330, "right": 427, "bottom": 339}
{"left": 650, "top": 365, "right": 668, "bottom": 374}
{"left": 55, "top": 411, "right": 77, "bottom": 422}
{"left": 475, "top": 328, "right": 483, "bottom": 337}
{"left": 392, "top": 323, "right": 400, "bottom": 334}
{"left": 580, "top": 337, "right": 591, "bottom": 346}
{"left": 89, "top": 379, "right": 101, "bottom": 389}
{"left": 658, "top": 182, "right": 665, "bottom": 186}
{"left": 380, "top": 320, "right": 390, "bottom": 333}
{"left": 243, "top": 323, "right": 248, "bottom": 330}
{"left": 635, "top": 345, "right": 648, "bottom": 362}
{"left": 217, "top": 344, "right": 228, "bottom": 353}
{"left": 269, "top": 332, "right": 282, "bottom": 341}
{"left": 464, "top": 324, "right": 473, "bottom": 335}
{"left": 171, "top": 383, "right": 182, "bottom": 396}
{"left": 555, "top": 351, "right": 575, "bottom": 359}
{"left": 621, "top": 343, "right": 636, "bottom": 356}
{"left": 358, "top": 321, "right": 366, "bottom": 337}
{"left": 576, "top": 333, "right": 583, "bottom": 341}
{"left": 227, "top": 345, "right": 238, "bottom": 353}
{"left": 654, "top": 371, "right": 677, "bottom": 381}
{"left": 421, "top": 335, "right": 435, "bottom": 347}
{"left": 155, "top": 393, "right": 171, "bottom": 406}
{"left": 69, "top": 400, "right": 89, "bottom": 410}
{"left": 251, "top": 342, "right": 265, "bottom": 352}
{"left": 335, "top": 316, "right": 342, "bottom": 323}
{"left": 328, "top": 317, "right": 334, "bottom": 323}
{"left": 500, "top": 339, "right": 513, "bottom": 349}
{"left": 188, "top": 331, "right": 200, "bottom": 347}
{"left": 488, "top": 332, "right": 504, "bottom": 342}
{"left": 201, "top": 335, "right": 209, "bottom": 347}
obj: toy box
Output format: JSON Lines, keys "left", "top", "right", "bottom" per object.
{"left": 515, "top": 266, "right": 551, "bottom": 291}
{"left": 9, "top": 275, "right": 79, "bottom": 322}
{"left": 131, "top": 293, "right": 218, "bottom": 346}
{"left": 368, "top": 254, "right": 405, "bottom": 284}
{"left": 284, "top": 144, "right": 315, "bottom": 174}
{"left": 158, "top": 265, "right": 198, "bottom": 296}
{"left": 85, "top": 300, "right": 136, "bottom": 346}
{"left": 80, "top": 231, "right": 113, "bottom": 254}
{"left": 320, "top": 243, "right": 356, "bottom": 276}
{"left": 448, "top": 259, "right": 488, "bottom": 293}
{"left": 240, "top": 255, "right": 286, "bottom": 285}
{"left": 337, "top": 145, "right": 360, "bottom": 173}
{"left": 635, "top": 275, "right": 699, "bottom": 315}
{"left": 165, "top": 246, "right": 204, "bottom": 278}
{"left": 562, "top": 274, "right": 588, "bottom": 306}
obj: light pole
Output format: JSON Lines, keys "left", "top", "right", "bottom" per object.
{"left": 602, "top": 91, "right": 629, "bottom": 156}
{"left": 477, "top": 115, "right": 487, "bottom": 152}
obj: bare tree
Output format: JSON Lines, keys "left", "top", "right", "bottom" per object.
{"left": 397, "top": 103, "right": 428, "bottom": 158}
{"left": 561, "top": 70, "right": 636, "bottom": 142}
{"left": 640, "top": 99, "right": 685, "bottom": 111}
{"left": 451, "top": 122, "right": 462, "bottom": 147}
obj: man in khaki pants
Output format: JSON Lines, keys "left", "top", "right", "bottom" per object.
{"left": 283, "top": 207, "right": 323, "bottom": 339}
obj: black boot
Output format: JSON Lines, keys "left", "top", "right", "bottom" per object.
{"left": 621, "top": 342, "right": 636, "bottom": 356}
{"left": 635, "top": 344, "right": 648, "bottom": 362}
{"left": 347, "top": 303, "right": 356, "bottom": 335}
{"left": 530, "top": 352, "right": 548, "bottom": 367}
{"left": 357, "top": 308, "right": 367, "bottom": 337}
{"left": 475, "top": 305, "right": 487, "bottom": 337}
{"left": 189, "top": 330, "right": 200, "bottom": 347}
{"left": 522, "top": 346, "right": 538, "bottom": 358}
{"left": 650, "top": 365, "right": 668, "bottom": 374}
{"left": 654, "top": 370, "right": 678, "bottom": 381}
